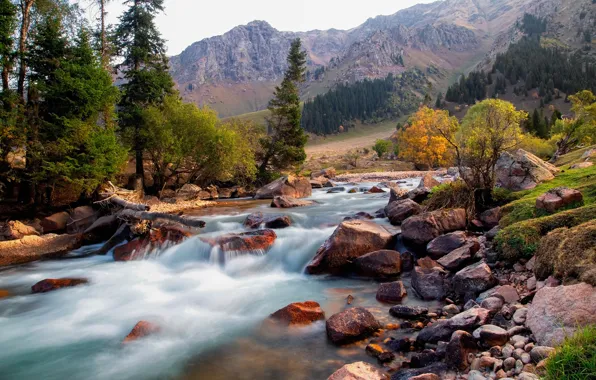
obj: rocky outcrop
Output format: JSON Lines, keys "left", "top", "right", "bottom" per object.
{"left": 402, "top": 209, "right": 467, "bottom": 246}
{"left": 535, "top": 187, "right": 583, "bottom": 213}
{"left": 271, "top": 196, "right": 315, "bottom": 208}
{"left": 254, "top": 175, "right": 312, "bottom": 199}
{"left": 123, "top": 321, "right": 160, "bottom": 343}
{"left": 352, "top": 250, "right": 402, "bottom": 278}
{"left": 269, "top": 301, "right": 325, "bottom": 325}
{"left": 176, "top": 184, "right": 203, "bottom": 201}
{"left": 326, "top": 307, "right": 381, "bottom": 345}
{"left": 31, "top": 278, "right": 89, "bottom": 293}
{"left": 328, "top": 361, "right": 388, "bottom": 380}
{"left": 495, "top": 149, "right": 558, "bottom": 191}
{"left": 201, "top": 229, "right": 276, "bottom": 253}
{"left": 0, "top": 233, "right": 83, "bottom": 267}
{"left": 526, "top": 283, "right": 596, "bottom": 346}
{"left": 305, "top": 220, "right": 396, "bottom": 275}
{"left": 385, "top": 199, "right": 421, "bottom": 225}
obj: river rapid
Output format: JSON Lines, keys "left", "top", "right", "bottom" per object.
{"left": 0, "top": 179, "right": 441, "bottom": 380}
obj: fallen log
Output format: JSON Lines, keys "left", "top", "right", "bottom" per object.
{"left": 119, "top": 210, "right": 206, "bottom": 228}
{"left": 98, "top": 195, "right": 150, "bottom": 211}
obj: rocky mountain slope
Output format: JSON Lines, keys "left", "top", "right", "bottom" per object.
{"left": 169, "top": 0, "right": 594, "bottom": 118}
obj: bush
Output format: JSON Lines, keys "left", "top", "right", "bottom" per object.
{"left": 424, "top": 180, "right": 474, "bottom": 214}
{"left": 495, "top": 204, "right": 596, "bottom": 262}
{"left": 545, "top": 325, "right": 596, "bottom": 380}
{"left": 372, "top": 139, "right": 392, "bottom": 158}
{"left": 518, "top": 134, "right": 556, "bottom": 160}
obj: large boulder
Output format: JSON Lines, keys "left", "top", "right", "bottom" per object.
{"left": 40, "top": 211, "right": 70, "bottom": 233}
{"left": 0, "top": 233, "right": 83, "bottom": 267}
{"left": 243, "top": 213, "right": 292, "bottom": 229}
{"left": 255, "top": 175, "right": 312, "bottom": 199}
{"left": 526, "top": 283, "right": 596, "bottom": 346}
{"left": 326, "top": 307, "right": 381, "bottom": 345}
{"left": 269, "top": 301, "right": 325, "bottom": 326}
{"left": 244, "top": 212, "right": 265, "bottom": 229}
{"left": 114, "top": 226, "right": 193, "bottom": 261}
{"left": 271, "top": 196, "right": 314, "bottom": 208}
{"left": 402, "top": 209, "right": 467, "bottom": 246}
{"left": 200, "top": 229, "right": 276, "bottom": 253}
{"left": 352, "top": 250, "right": 402, "bottom": 278}
{"left": 385, "top": 199, "right": 421, "bottom": 225}
{"left": 452, "top": 262, "right": 497, "bottom": 299}
{"left": 418, "top": 173, "right": 441, "bottom": 189}
{"left": 376, "top": 281, "right": 407, "bottom": 303}
{"left": 176, "top": 184, "right": 202, "bottom": 200}
{"left": 536, "top": 187, "right": 583, "bottom": 213}
{"left": 411, "top": 259, "right": 448, "bottom": 300}
{"left": 445, "top": 330, "right": 478, "bottom": 370}
{"left": 495, "top": 149, "right": 559, "bottom": 191}
{"left": 473, "top": 324, "right": 509, "bottom": 347}
{"left": 426, "top": 231, "right": 468, "bottom": 260}
{"left": 416, "top": 307, "right": 491, "bottom": 344}
{"left": 66, "top": 206, "right": 98, "bottom": 234}
{"left": 1, "top": 220, "right": 39, "bottom": 241}
{"left": 31, "top": 278, "right": 88, "bottom": 293}
{"left": 389, "top": 187, "right": 409, "bottom": 203}
{"left": 327, "top": 362, "right": 388, "bottom": 380}
{"left": 305, "top": 220, "right": 396, "bottom": 275}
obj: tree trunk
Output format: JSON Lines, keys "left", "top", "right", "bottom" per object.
{"left": 17, "top": 0, "right": 33, "bottom": 102}
{"left": 100, "top": 0, "right": 108, "bottom": 69}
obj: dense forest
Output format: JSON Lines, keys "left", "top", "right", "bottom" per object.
{"left": 301, "top": 70, "right": 427, "bottom": 135}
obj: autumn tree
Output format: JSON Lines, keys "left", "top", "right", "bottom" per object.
{"left": 397, "top": 106, "right": 458, "bottom": 168}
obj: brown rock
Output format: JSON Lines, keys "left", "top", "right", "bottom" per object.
{"left": 82, "top": 214, "right": 121, "bottom": 245}
{"left": 1, "top": 220, "right": 39, "bottom": 240}
{"left": 264, "top": 215, "right": 292, "bottom": 229}
{"left": 445, "top": 330, "right": 478, "bottom": 370}
{"left": 123, "top": 321, "right": 160, "bottom": 343}
{"left": 385, "top": 199, "right": 421, "bottom": 225}
{"left": 40, "top": 211, "right": 70, "bottom": 233}
{"left": 536, "top": 187, "right": 583, "bottom": 213}
{"left": 473, "top": 324, "right": 509, "bottom": 346}
{"left": 426, "top": 231, "right": 468, "bottom": 259}
{"left": 418, "top": 173, "right": 441, "bottom": 189}
{"left": 269, "top": 301, "right": 325, "bottom": 325}
{"left": 311, "top": 167, "right": 336, "bottom": 179}
{"left": 201, "top": 229, "right": 276, "bottom": 253}
{"left": 410, "top": 375, "right": 440, "bottom": 380}
{"left": 416, "top": 308, "right": 491, "bottom": 344}
{"left": 402, "top": 209, "right": 467, "bottom": 246}
{"left": 305, "top": 220, "right": 395, "bottom": 275}
{"left": 452, "top": 262, "right": 498, "bottom": 298}
{"left": 412, "top": 258, "right": 448, "bottom": 300}
{"left": 526, "top": 283, "right": 596, "bottom": 346}
{"left": 0, "top": 234, "right": 83, "bottom": 267}
{"left": 0, "top": 289, "right": 9, "bottom": 298}
{"left": 479, "top": 207, "right": 501, "bottom": 229}
{"left": 255, "top": 175, "right": 312, "bottom": 199}
{"left": 326, "top": 307, "right": 381, "bottom": 345}
{"left": 31, "top": 278, "right": 88, "bottom": 293}
{"left": 437, "top": 240, "right": 480, "bottom": 271}
{"left": 271, "top": 196, "right": 315, "bottom": 208}
{"left": 368, "top": 186, "right": 386, "bottom": 194}
{"left": 176, "top": 184, "right": 202, "bottom": 200}
{"left": 389, "top": 187, "right": 409, "bottom": 203}
{"left": 66, "top": 206, "right": 98, "bottom": 234}
{"left": 353, "top": 250, "right": 402, "bottom": 278}
{"left": 495, "top": 149, "right": 558, "bottom": 191}
{"left": 570, "top": 161, "right": 593, "bottom": 169}
{"left": 327, "top": 361, "right": 388, "bottom": 380}
{"left": 114, "top": 225, "right": 192, "bottom": 261}
{"left": 376, "top": 281, "right": 407, "bottom": 303}
{"left": 243, "top": 212, "right": 264, "bottom": 229}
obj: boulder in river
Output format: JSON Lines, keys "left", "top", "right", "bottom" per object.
{"left": 405, "top": 187, "right": 432, "bottom": 204}
{"left": 271, "top": 196, "right": 315, "bottom": 208}
{"left": 401, "top": 209, "right": 467, "bottom": 246}
{"left": 305, "top": 220, "right": 396, "bottom": 275}
{"left": 264, "top": 215, "right": 292, "bottom": 229}
{"left": 327, "top": 361, "right": 388, "bottom": 380}
{"left": 114, "top": 225, "right": 192, "bottom": 261}
{"left": 352, "top": 250, "right": 402, "bottom": 278}
{"left": 82, "top": 214, "right": 121, "bottom": 245}
{"left": 40, "top": 211, "right": 70, "bottom": 233}
{"left": 123, "top": 321, "right": 160, "bottom": 343}
{"left": 244, "top": 212, "right": 264, "bottom": 229}
{"left": 495, "top": 149, "right": 558, "bottom": 191}
{"left": 326, "top": 307, "right": 381, "bottom": 345}
{"left": 269, "top": 301, "right": 325, "bottom": 326}
{"left": 376, "top": 281, "right": 407, "bottom": 303}
{"left": 31, "top": 278, "right": 89, "bottom": 293}
{"left": 418, "top": 173, "right": 440, "bottom": 189}
{"left": 255, "top": 175, "right": 312, "bottom": 199}
{"left": 426, "top": 231, "right": 468, "bottom": 259}
{"left": 385, "top": 199, "right": 421, "bottom": 225}
{"left": 201, "top": 229, "right": 277, "bottom": 253}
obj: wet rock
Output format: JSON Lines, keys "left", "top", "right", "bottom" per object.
{"left": 473, "top": 325, "right": 509, "bottom": 346}
{"left": 401, "top": 209, "right": 467, "bottom": 246}
{"left": 411, "top": 349, "right": 441, "bottom": 368}
{"left": 412, "top": 263, "right": 448, "bottom": 301}
{"left": 0, "top": 289, "right": 9, "bottom": 298}
{"left": 385, "top": 199, "right": 421, "bottom": 226}
{"left": 123, "top": 321, "right": 160, "bottom": 343}
{"left": 535, "top": 187, "right": 583, "bottom": 213}
{"left": 255, "top": 175, "right": 312, "bottom": 199}
{"left": 400, "top": 251, "right": 415, "bottom": 272}
{"left": 416, "top": 308, "right": 491, "bottom": 344}
{"left": 446, "top": 330, "right": 478, "bottom": 370}
{"left": 530, "top": 346, "right": 555, "bottom": 363}
{"left": 368, "top": 186, "right": 386, "bottom": 194}
{"left": 495, "top": 149, "right": 558, "bottom": 191}
{"left": 426, "top": 231, "right": 468, "bottom": 260}
{"left": 343, "top": 212, "right": 374, "bottom": 221}
{"left": 82, "top": 215, "right": 120, "bottom": 245}
{"left": 201, "top": 229, "right": 276, "bottom": 253}
{"left": 386, "top": 337, "right": 413, "bottom": 352}
{"left": 418, "top": 173, "right": 441, "bottom": 189}
{"left": 327, "top": 361, "right": 388, "bottom": 380}
{"left": 31, "top": 278, "right": 89, "bottom": 293}
{"left": 437, "top": 240, "right": 480, "bottom": 271}
{"left": 326, "top": 307, "right": 381, "bottom": 345}
{"left": 327, "top": 187, "right": 345, "bottom": 194}
{"left": 269, "top": 301, "right": 325, "bottom": 326}
{"left": 389, "top": 305, "right": 429, "bottom": 319}
{"left": 114, "top": 226, "right": 192, "bottom": 261}
{"left": 264, "top": 215, "right": 292, "bottom": 229}
{"left": 376, "top": 281, "right": 407, "bottom": 303}
{"left": 443, "top": 304, "right": 460, "bottom": 317}
{"left": 40, "top": 211, "right": 70, "bottom": 233}
{"left": 243, "top": 212, "right": 264, "bottom": 228}
{"left": 271, "top": 196, "right": 314, "bottom": 208}
{"left": 353, "top": 250, "right": 402, "bottom": 278}
{"left": 1, "top": 220, "right": 39, "bottom": 241}
{"left": 479, "top": 207, "right": 501, "bottom": 229}
{"left": 526, "top": 283, "right": 596, "bottom": 346}
{"left": 0, "top": 233, "right": 83, "bottom": 267}
{"left": 306, "top": 220, "right": 396, "bottom": 275}
{"left": 452, "top": 262, "right": 498, "bottom": 299}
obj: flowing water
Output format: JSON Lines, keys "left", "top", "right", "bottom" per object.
{"left": 0, "top": 179, "right": 440, "bottom": 380}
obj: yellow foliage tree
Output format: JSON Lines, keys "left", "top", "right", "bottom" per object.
{"left": 397, "top": 106, "right": 459, "bottom": 168}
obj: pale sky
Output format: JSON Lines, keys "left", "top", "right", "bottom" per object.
{"left": 79, "top": 0, "right": 436, "bottom": 56}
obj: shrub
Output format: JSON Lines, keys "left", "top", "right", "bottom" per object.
{"left": 424, "top": 180, "right": 474, "bottom": 215}
{"left": 372, "top": 139, "right": 391, "bottom": 158}
{"left": 544, "top": 325, "right": 596, "bottom": 380}
{"left": 518, "top": 134, "right": 556, "bottom": 160}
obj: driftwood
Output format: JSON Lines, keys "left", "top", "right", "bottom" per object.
{"left": 95, "top": 224, "right": 132, "bottom": 256}
{"left": 119, "top": 209, "right": 206, "bottom": 228}
{"left": 100, "top": 195, "right": 150, "bottom": 211}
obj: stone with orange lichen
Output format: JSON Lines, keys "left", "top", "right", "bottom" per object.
{"left": 201, "top": 229, "right": 277, "bottom": 252}
{"left": 269, "top": 301, "right": 325, "bottom": 326}
{"left": 123, "top": 321, "right": 160, "bottom": 343}
{"left": 31, "top": 278, "right": 88, "bottom": 293}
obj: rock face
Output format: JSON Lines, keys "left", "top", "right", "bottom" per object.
{"left": 123, "top": 321, "right": 160, "bottom": 343}
{"left": 1, "top": 220, "right": 39, "bottom": 240}
{"left": 254, "top": 175, "right": 312, "bottom": 199}
{"left": 495, "top": 149, "right": 558, "bottom": 191}
{"left": 426, "top": 231, "right": 468, "bottom": 259}
{"left": 526, "top": 283, "right": 596, "bottom": 346}
{"left": 352, "top": 250, "right": 402, "bottom": 278}
{"left": 376, "top": 281, "right": 407, "bottom": 303}
{"left": 201, "top": 229, "right": 277, "bottom": 253}
{"left": 269, "top": 301, "right": 325, "bottom": 325}
{"left": 385, "top": 199, "right": 421, "bottom": 225}
{"left": 452, "top": 262, "right": 497, "bottom": 298}
{"left": 535, "top": 187, "right": 583, "bottom": 213}
{"left": 401, "top": 209, "right": 467, "bottom": 246}
{"left": 0, "top": 234, "right": 83, "bottom": 267}
{"left": 326, "top": 307, "right": 381, "bottom": 345}
{"left": 271, "top": 196, "right": 314, "bottom": 208}
{"left": 31, "top": 278, "right": 89, "bottom": 293}
{"left": 305, "top": 220, "right": 395, "bottom": 275}
{"left": 327, "top": 361, "right": 388, "bottom": 380}
{"left": 40, "top": 211, "right": 70, "bottom": 233}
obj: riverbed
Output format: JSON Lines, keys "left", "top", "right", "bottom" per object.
{"left": 0, "top": 179, "right": 441, "bottom": 380}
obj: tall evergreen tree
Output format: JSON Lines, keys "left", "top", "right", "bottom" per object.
{"left": 0, "top": 0, "right": 16, "bottom": 96}
{"left": 115, "top": 0, "right": 175, "bottom": 189}
{"left": 258, "top": 38, "right": 308, "bottom": 178}
{"left": 435, "top": 92, "right": 443, "bottom": 109}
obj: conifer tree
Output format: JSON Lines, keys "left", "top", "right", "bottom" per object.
{"left": 258, "top": 38, "right": 308, "bottom": 179}
{"left": 115, "top": 0, "right": 175, "bottom": 189}
{"left": 0, "top": 0, "right": 16, "bottom": 96}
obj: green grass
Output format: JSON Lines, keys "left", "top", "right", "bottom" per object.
{"left": 555, "top": 144, "right": 596, "bottom": 167}
{"left": 307, "top": 119, "right": 400, "bottom": 147}
{"left": 545, "top": 325, "right": 596, "bottom": 380}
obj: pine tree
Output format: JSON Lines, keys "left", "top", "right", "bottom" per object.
{"left": 115, "top": 0, "right": 175, "bottom": 190}
{"left": 0, "top": 0, "right": 16, "bottom": 96}
{"left": 435, "top": 92, "right": 443, "bottom": 109}
{"left": 258, "top": 38, "right": 308, "bottom": 179}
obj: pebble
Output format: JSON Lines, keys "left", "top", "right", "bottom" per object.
{"left": 513, "top": 348, "right": 525, "bottom": 360}
{"left": 513, "top": 308, "right": 528, "bottom": 325}
{"left": 489, "top": 346, "right": 502, "bottom": 357}
{"left": 468, "top": 370, "right": 488, "bottom": 380}
{"left": 515, "top": 359, "right": 524, "bottom": 374}
{"left": 524, "top": 343, "right": 534, "bottom": 353}
{"left": 526, "top": 276, "right": 537, "bottom": 291}
{"left": 502, "top": 344, "right": 514, "bottom": 358}
{"left": 442, "top": 304, "right": 460, "bottom": 316}
{"left": 521, "top": 352, "right": 531, "bottom": 364}
{"left": 503, "top": 357, "right": 516, "bottom": 371}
